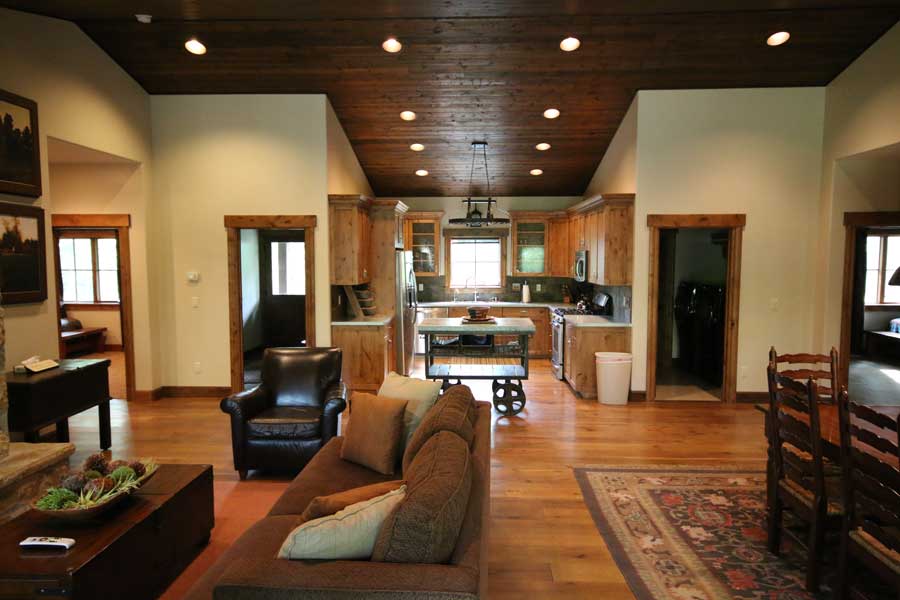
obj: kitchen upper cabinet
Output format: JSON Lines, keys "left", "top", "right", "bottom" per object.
{"left": 329, "top": 195, "right": 372, "bottom": 285}
{"left": 567, "top": 195, "right": 634, "bottom": 286}
{"left": 585, "top": 209, "right": 599, "bottom": 283}
{"left": 564, "top": 325, "right": 631, "bottom": 398}
{"left": 510, "top": 215, "right": 549, "bottom": 276}
{"left": 404, "top": 211, "right": 443, "bottom": 277}
{"left": 548, "top": 215, "right": 570, "bottom": 277}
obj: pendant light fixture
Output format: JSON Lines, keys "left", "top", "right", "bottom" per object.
{"left": 448, "top": 142, "right": 510, "bottom": 228}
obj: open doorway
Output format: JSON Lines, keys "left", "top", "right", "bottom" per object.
{"left": 240, "top": 229, "right": 309, "bottom": 386}
{"left": 225, "top": 215, "right": 317, "bottom": 393}
{"left": 646, "top": 214, "right": 744, "bottom": 402}
{"left": 655, "top": 228, "right": 728, "bottom": 401}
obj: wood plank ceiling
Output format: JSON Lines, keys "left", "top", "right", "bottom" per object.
{"left": 3, "top": 1, "right": 899, "bottom": 196}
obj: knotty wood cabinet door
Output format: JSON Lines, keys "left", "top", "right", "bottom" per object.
{"left": 329, "top": 196, "right": 372, "bottom": 285}
{"left": 548, "top": 217, "right": 570, "bottom": 277}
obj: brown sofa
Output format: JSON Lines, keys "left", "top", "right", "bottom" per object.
{"left": 186, "top": 387, "right": 490, "bottom": 599}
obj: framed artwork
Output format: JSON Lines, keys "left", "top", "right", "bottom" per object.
{"left": 0, "top": 202, "right": 47, "bottom": 304}
{"left": 0, "top": 89, "right": 42, "bottom": 198}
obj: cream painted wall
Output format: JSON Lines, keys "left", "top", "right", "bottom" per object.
{"left": 326, "top": 100, "right": 373, "bottom": 196}
{"left": 65, "top": 308, "right": 123, "bottom": 345}
{"left": 151, "top": 95, "right": 331, "bottom": 387}
{"left": 583, "top": 97, "right": 638, "bottom": 197}
{"left": 395, "top": 196, "right": 580, "bottom": 276}
{"left": 632, "top": 88, "right": 826, "bottom": 393}
{"left": 815, "top": 22, "right": 900, "bottom": 353}
{"left": 0, "top": 9, "right": 156, "bottom": 387}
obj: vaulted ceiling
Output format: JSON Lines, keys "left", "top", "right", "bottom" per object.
{"left": 3, "top": 1, "right": 899, "bottom": 196}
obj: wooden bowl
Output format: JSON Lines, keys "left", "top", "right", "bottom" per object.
{"left": 467, "top": 305, "right": 491, "bottom": 320}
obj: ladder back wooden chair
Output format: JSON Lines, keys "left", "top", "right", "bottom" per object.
{"left": 837, "top": 388, "right": 900, "bottom": 599}
{"left": 769, "top": 346, "right": 839, "bottom": 403}
{"left": 766, "top": 365, "right": 844, "bottom": 592}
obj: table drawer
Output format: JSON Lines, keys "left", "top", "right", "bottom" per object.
{"left": 501, "top": 307, "right": 547, "bottom": 319}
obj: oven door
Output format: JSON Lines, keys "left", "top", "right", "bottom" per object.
{"left": 550, "top": 317, "right": 565, "bottom": 379}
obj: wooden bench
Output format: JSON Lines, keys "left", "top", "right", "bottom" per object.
{"left": 60, "top": 327, "right": 107, "bottom": 358}
{"left": 864, "top": 330, "right": 900, "bottom": 362}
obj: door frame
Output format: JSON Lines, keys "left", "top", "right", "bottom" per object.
{"left": 224, "top": 215, "right": 317, "bottom": 393}
{"left": 646, "top": 214, "right": 745, "bottom": 403}
{"left": 839, "top": 212, "right": 900, "bottom": 384}
{"left": 51, "top": 214, "right": 136, "bottom": 401}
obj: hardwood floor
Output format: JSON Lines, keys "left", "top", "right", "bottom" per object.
{"left": 65, "top": 358, "right": 768, "bottom": 599}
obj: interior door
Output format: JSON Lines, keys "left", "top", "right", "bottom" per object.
{"left": 260, "top": 229, "right": 307, "bottom": 347}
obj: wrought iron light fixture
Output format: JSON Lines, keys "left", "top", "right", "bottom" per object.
{"left": 889, "top": 266, "right": 900, "bottom": 286}
{"left": 448, "top": 142, "right": 510, "bottom": 228}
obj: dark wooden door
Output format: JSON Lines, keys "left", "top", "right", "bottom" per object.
{"left": 657, "top": 229, "right": 678, "bottom": 370}
{"left": 260, "top": 229, "right": 307, "bottom": 348}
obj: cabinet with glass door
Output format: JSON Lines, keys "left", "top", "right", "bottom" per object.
{"left": 510, "top": 215, "right": 549, "bottom": 276}
{"left": 404, "top": 212, "right": 443, "bottom": 277}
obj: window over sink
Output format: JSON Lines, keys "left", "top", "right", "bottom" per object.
{"left": 448, "top": 238, "right": 503, "bottom": 289}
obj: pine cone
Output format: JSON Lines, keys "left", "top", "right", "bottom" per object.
{"left": 82, "top": 453, "right": 109, "bottom": 475}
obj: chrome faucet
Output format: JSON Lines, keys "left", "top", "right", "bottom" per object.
{"left": 465, "top": 278, "right": 479, "bottom": 302}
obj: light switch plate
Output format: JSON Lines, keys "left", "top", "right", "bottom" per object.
{"left": 512, "top": 283, "right": 521, "bottom": 291}
{"left": 191, "top": 296, "right": 200, "bottom": 308}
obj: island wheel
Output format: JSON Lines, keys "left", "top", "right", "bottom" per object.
{"left": 441, "top": 378, "right": 463, "bottom": 392}
{"left": 492, "top": 379, "right": 525, "bottom": 416}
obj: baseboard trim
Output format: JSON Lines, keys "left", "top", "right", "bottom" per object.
{"left": 134, "top": 386, "right": 230, "bottom": 401}
{"left": 103, "top": 344, "right": 124, "bottom": 352}
{"left": 628, "top": 390, "right": 647, "bottom": 402}
{"left": 735, "top": 391, "right": 768, "bottom": 404}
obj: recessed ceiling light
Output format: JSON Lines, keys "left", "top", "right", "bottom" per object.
{"left": 415, "top": 169, "right": 429, "bottom": 176}
{"left": 766, "top": 31, "right": 790, "bottom": 46}
{"left": 382, "top": 38, "right": 402, "bottom": 53}
{"left": 560, "top": 37, "right": 581, "bottom": 52}
{"left": 530, "top": 169, "right": 543, "bottom": 176}
{"left": 184, "top": 38, "right": 207, "bottom": 55}
{"left": 135, "top": 14, "right": 152, "bottom": 24}
{"left": 400, "top": 110, "right": 417, "bottom": 121}
{"left": 410, "top": 143, "right": 425, "bottom": 151}
{"left": 535, "top": 142, "right": 551, "bottom": 151}
{"left": 543, "top": 108, "right": 560, "bottom": 119}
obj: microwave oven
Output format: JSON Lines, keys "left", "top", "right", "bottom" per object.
{"left": 574, "top": 250, "right": 588, "bottom": 282}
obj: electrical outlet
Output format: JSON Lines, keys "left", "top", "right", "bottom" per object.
{"left": 769, "top": 297, "right": 779, "bottom": 312}
{"left": 536, "top": 283, "right": 542, "bottom": 292}
{"left": 191, "top": 296, "right": 200, "bottom": 308}
{"left": 418, "top": 283, "right": 424, "bottom": 292}
{"left": 192, "top": 361, "right": 202, "bottom": 374}
{"left": 740, "top": 365, "right": 748, "bottom": 380}
{"left": 512, "top": 283, "right": 521, "bottom": 291}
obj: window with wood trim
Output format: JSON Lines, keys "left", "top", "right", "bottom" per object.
{"left": 56, "top": 230, "right": 120, "bottom": 304}
{"left": 448, "top": 237, "right": 504, "bottom": 289}
{"left": 865, "top": 233, "right": 900, "bottom": 305}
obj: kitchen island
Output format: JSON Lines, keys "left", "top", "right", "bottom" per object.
{"left": 418, "top": 317, "right": 536, "bottom": 416}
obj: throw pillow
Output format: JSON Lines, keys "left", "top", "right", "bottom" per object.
{"left": 379, "top": 372, "right": 442, "bottom": 445}
{"left": 401, "top": 385, "right": 476, "bottom": 474}
{"left": 278, "top": 485, "right": 406, "bottom": 560}
{"left": 301, "top": 480, "right": 405, "bottom": 523}
{"left": 372, "top": 431, "right": 472, "bottom": 564}
{"left": 340, "top": 393, "right": 407, "bottom": 475}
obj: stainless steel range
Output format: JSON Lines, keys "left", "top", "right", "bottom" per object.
{"left": 550, "top": 293, "right": 613, "bottom": 380}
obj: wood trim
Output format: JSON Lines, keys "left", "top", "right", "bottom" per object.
{"left": 133, "top": 388, "right": 161, "bottom": 402}
{"left": 133, "top": 386, "right": 229, "bottom": 400}
{"left": 405, "top": 211, "right": 445, "bottom": 220}
{"left": 629, "top": 390, "right": 647, "bottom": 402}
{"left": 52, "top": 214, "right": 130, "bottom": 228}
{"left": 104, "top": 343, "right": 124, "bottom": 352}
{"left": 52, "top": 216, "right": 136, "bottom": 401}
{"left": 844, "top": 212, "right": 900, "bottom": 227}
{"left": 62, "top": 302, "right": 121, "bottom": 311}
{"left": 567, "top": 193, "right": 635, "bottom": 216}
{"left": 225, "top": 216, "right": 317, "bottom": 394}
{"left": 223, "top": 215, "right": 317, "bottom": 229}
{"left": 863, "top": 304, "right": 900, "bottom": 311}
{"left": 508, "top": 210, "right": 566, "bottom": 219}
{"left": 647, "top": 214, "right": 746, "bottom": 228}
{"left": 371, "top": 199, "right": 409, "bottom": 215}
{"left": 736, "top": 391, "right": 768, "bottom": 403}
{"left": 646, "top": 214, "right": 744, "bottom": 403}
{"left": 646, "top": 226, "right": 660, "bottom": 403}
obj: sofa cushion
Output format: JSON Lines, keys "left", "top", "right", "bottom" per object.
{"left": 402, "top": 386, "right": 475, "bottom": 474}
{"left": 379, "top": 372, "right": 443, "bottom": 445}
{"left": 268, "top": 437, "right": 396, "bottom": 517}
{"left": 341, "top": 393, "right": 407, "bottom": 475}
{"left": 278, "top": 485, "right": 407, "bottom": 560}
{"left": 373, "top": 431, "right": 472, "bottom": 564}
{"left": 301, "top": 480, "right": 406, "bottom": 523}
{"left": 247, "top": 406, "right": 321, "bottom": 440}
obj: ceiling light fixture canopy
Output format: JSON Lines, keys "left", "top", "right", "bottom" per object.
{"left": 382, "top": 37, "right": 402, "bottom": 53}
{"left": 448, "top": 142, "right": 510, "bottom": 228}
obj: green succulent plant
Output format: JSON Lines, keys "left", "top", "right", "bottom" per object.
{"left": 36, "top": 488, "right": 78, "bottom": 510}
{"left": 109, "top": 466, "right": 136, "bottom": 483}
{"left": 36, "top": 459, "right": 159, "bottom": 511}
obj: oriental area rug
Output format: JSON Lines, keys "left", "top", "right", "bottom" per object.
{"left": 573, "top": 464, "right": 828, "bottom": 600}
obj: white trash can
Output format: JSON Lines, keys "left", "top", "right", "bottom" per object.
{"left": 595, "top": 352, "right": 632, "bottom": 405}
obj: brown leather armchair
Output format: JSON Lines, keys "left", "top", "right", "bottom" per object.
{"left": 221, "top": 347, "right": 347, "bottom": 479}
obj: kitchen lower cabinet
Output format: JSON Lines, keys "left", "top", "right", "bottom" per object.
{"left": 331, "top": 319, "right": 394, "bottom": 402}
{"left": 501, "top": 307, "right": 550, "bottom": 357}
{"left": 564, "top": 326, "right": 631, "bottom": 398}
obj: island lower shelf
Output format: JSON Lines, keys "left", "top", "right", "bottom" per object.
{"left": 426, "top": 364, "right": 526, "bottom": 380}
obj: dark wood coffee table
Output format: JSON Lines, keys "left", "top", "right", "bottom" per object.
{"left": 0, "top": 464, "right": 213, "bottom": 600}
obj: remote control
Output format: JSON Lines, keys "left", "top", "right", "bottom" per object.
{"left": 19, "top": 536, "right": 75, "bottom": 550}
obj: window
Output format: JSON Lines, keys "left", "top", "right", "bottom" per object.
{"left": 270, "top": 241, "right": 306, "bottom": 295}
{"left": 57, "top": 232, "right": 120, "bottom": 304}
{"left": 865, "top": 233, "right": 900, "bottom": 305}
{"left": 448, "top": 238, "right": 503, "bottom": 288}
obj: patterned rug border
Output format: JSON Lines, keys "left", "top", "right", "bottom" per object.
{"left": 573, "top": 464, "right": 767, "bottom": 600}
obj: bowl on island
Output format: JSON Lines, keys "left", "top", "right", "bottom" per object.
{"left": 467, "top": 305, "right": 492, "bottom": 320}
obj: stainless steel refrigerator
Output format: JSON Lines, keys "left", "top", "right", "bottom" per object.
{"left": 395, "top": 250, "right": 418, "bottom": 376}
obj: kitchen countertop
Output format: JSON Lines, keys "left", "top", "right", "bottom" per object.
{"left": 418, "top": 317, "right": 536, "bottom": 335}
{"left": 331, "top": 314, "right": 395, "bottom": 327}
{"left": 564, "top": 315, "right": 632, "bottom": 328}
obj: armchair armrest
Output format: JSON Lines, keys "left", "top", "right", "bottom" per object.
{"left": 320, "top": 382, "right": 348, "bottom": 444}
{"left": 214, "top": 556, "right": 478, "bottom": 600}
{"left": 221, "top": 385, "right": 269, "bottom": 475}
